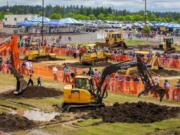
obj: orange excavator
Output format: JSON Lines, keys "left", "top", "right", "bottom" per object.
{"left": 0, "top": 35, "right": 27, "bottom": 95}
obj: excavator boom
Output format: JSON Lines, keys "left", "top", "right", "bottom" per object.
{"left": 0, "top": 35, "right": 27, "bottom": 94}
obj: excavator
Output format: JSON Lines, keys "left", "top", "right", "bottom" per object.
{"left": 0, "top": 35, "right": 27, "bottom": 95}
{"left": 62, "top": 56, "right": 165, "bottom": 111}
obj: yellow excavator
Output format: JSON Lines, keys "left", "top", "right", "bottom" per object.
{"left": 61, "top": 56, "right": 165, "bottom": 111}
{"left": 96, "top": 32, "right": 127, "bottom": 49}
{"left": 81, "top": 51, "right": 111, "bottom": 65}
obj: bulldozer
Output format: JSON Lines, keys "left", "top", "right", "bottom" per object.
{"left": 159, "top": 37, "right": 176, "bottom": 53}
{"left": 25, "top": 47, "right": 57, "bottom": 62}
{"left": 81, "top": 51, "right": 111, "bottom": 65}
{"left": 96, "top": 32, "right": 127, "bottom": 49}
{"left": 0, "top": 35, "right": 27, "bottom": 95}
{"left": 61, "top": 56, "right": 165, "bottom": 111}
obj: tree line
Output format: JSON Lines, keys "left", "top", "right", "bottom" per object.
{"left": 0, "top": 5, "right": 180, "bottom": 23}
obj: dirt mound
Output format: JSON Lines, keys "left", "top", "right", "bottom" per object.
{"left": 0, "top": 113, "right": 35, "bottom": 132}
{"left": 1, "top": 86, "right": 63, "bottom": 98}
{"left": 89, "top": 102, "right": 180, "bottom": 123}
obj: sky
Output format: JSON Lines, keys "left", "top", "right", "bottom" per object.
{"left": 0, "top": 0, "right": 180, "bottom": 12}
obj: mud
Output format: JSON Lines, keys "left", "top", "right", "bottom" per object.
{"left": 88, "top": 102, "right": 180, "bottom": 123}
{"left": 0, "top": 86, "right": 63, "bottom": 98}
{"left": 0, "top": 113, "right": 36, "bottom": 132}
{"left": 151, "top": 69, "right": 180, "bottom": 77}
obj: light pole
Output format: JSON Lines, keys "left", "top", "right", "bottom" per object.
{"left": 144, "top": 0, "right": 147, "bottom": 26}
{"left": 42, "top": 0, "right": 44, "bottom": 46}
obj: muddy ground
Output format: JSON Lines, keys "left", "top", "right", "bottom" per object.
{"left": 0, "top": 113, "right": 36, "bottom": 132}
{"left": 87, "top": 102, "right": 180, "bottom": 123}
{"left": 0, "top": 86, "right": 63, "bottom": 98}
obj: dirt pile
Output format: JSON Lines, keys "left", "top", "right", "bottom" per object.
{"left": 0, "top": 113, "right": 35, "bottom": 132}
{"left": 1, "top": 86, "right": 63, "bottom": 98}
{"left": 89, "top": 102, "right": 180, "bottom": 123}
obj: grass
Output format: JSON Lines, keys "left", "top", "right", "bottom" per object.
{"left": 0, "top": 73, "right": 180, "bottom": 135}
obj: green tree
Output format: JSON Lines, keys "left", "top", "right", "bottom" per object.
{"left": 98, "top": 13, "right": 105, "bottom": 20}
{"left": 49, "top": 13, "right": 62, "bottom": 19}
{"left": 89, "top": 14, "right": 96, "bottom": 20}
{"left": 143, "top": 25, "right": 151, "bottom": 37}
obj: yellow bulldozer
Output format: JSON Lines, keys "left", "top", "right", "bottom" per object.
{"left": 96, "top": 32, "right": 127, "bottom": 48}
{"left": 25, "top": 48, "right": 57, "bottom": 62}
{"left": 159, "top": 37, "right": 176, "bottom": 53}
{"left": 81, "top": 51, "right": 111, "bottom": 65}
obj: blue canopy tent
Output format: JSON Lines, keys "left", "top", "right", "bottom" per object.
{"left": 17, "top": 21, "right": 38, "bottom": 27}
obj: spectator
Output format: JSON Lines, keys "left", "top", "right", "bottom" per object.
{"left": 63, "top": 64, "right": 70, "bottom": 83}
{"left": 164, "top": 80, "right": 170, "bottom": 100}
{"left": 27, "top": 74, "right": 34, "bottom": 86}
{"left": 37, "top": 76, "right": 42, "bottom": 86}
{"left": 52, "top": 66, "right": 58, "bottom": 81}
{"left": 88, "top": 67, "right": 94, "bottom": 77}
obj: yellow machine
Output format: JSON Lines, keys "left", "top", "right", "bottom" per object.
{"left": 96, "top": 32, "right": 127, "bottom": 48}
{"left": 64, "top": 76, "right": 96, "bottom": 104}
{"left": 25, "top": 48, "right": 56, "bottom": 61}
{"left": 159, "top": 37, "right": 176, "bottom": 53}
{"left": 61, "top": 57, "right": 166, "bottom": 111}
{"left": 81, "top": 51, "right": 111, "bottom": 65}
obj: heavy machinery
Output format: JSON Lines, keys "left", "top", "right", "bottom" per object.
{"left": 81, "top": 51, "right": 111, "bottom": 65}
{"left": 96, "top": 32, "right": 127, "bottom": 48}
{"left": 25, "top": 47, "right": 57, "bottom": 62}
{"left": 0, "top": 35, "right": 27, "bottom": 94}
{"left": 159, "top": 37, "right": 176, "bottom": 53}
{"left": 62, "top": 56, "right": 165, "bottom": 111}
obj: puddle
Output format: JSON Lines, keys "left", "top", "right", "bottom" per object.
{"left": 23, "top": 110, "right": 60, "bottom": 122}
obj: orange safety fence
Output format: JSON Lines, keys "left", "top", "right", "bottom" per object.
{"left": 111, "top": 54, "right": 131, "bottom": 62}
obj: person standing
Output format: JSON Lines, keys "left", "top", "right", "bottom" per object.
{"left": 37, "top": 76, "right": 42, "bottom": 86}
{"left": 63, "top": 64, "right": 70, "bottom": 83}
{"left": 27, "top": 74, "right": 34, "bottom": 86}
{"left": 164, "top": 80, "right": 170, "bottom": 100}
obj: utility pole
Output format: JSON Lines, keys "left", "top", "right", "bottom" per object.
{"left": 42, "top": 0, "right": 44, "bottom": 46}
{"left": 144, "top": 0, "right": 147, "bottom": 26}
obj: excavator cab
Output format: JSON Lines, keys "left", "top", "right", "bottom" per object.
{"left": 62, "top": 76, "right": 101, "bottom": 111}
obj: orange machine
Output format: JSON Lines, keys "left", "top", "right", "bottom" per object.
{"left": 0, "top": 35, "right": 27, "bottom": 94}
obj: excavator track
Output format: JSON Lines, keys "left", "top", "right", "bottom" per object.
{"left": 58, "top": 103, "right": 105, "bottom": 112}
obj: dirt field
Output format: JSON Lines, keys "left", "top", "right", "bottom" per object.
{"left": 0, "top": 113, "right": 36, "bottom": 132}
{"left": 88, "top": 102, "right": 180, "bottom": 123}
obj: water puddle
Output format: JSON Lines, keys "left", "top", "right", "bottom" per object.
{"left": 23, "top": 110, "right": 60, "bottom": 122}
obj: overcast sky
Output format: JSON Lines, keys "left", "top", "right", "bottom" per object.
{"left": 0, "top": 0, "right": 180, "bottom": 12}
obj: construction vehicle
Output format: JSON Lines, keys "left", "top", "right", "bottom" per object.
{"left": 0, "top": 35, "right": 27, "bottom": 95}
{"left": 25, "top": 47, "right": 57, "bottom": 62}
{"left": 158, "top": 37, "right": 176, "bottom": 53}
{"left": 81, "top": 51, "right": 111, "bottom": 65}
{"left": 96, "top": 32, "right": 127, "bottom": 48}
{"left": 62, "top": 56, "right": 165, "bottom": 111}
{"left": 126, "top": 53, "right": 163, "bottom": 75}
